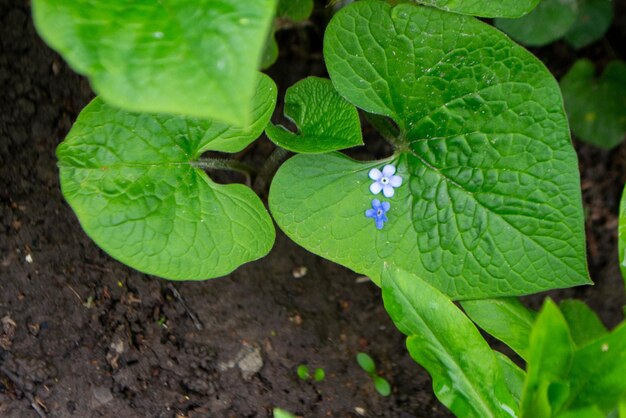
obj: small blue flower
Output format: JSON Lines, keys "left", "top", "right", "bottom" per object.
{"left": 369, "top": 164, "right": 402, "bottom": 198}
{"left": 365, "top": 199, "right": 390, "bottom": 230}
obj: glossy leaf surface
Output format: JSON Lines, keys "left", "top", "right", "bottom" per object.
{"left": 57, "top": 75, "right": 277, "bottom": 280}
{"left": 266, "top": 77, "right": 363, "bottom": 153}
{"left": 33, "top": 0, "right": 276, "bottom": 125}
{"left": 411, "top": 0, "right": 540, "bottom": 18}
{"left": 271, "top": 1, "right": 589, "bottom": 299}
{"left": 561, "top": 59, "right": 626, "bottom": 149}
{"left": 382, "top": 266, "right": 518, "bottom": 418}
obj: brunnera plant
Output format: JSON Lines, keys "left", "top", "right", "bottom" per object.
{"left": 32, "top": 0, "right": 626, "bottom": 416}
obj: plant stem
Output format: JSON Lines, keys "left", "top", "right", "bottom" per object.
{"left": 253, "top": 146, "right": 290, "bottom": 195}
{"left": 363, "top": 112, "right": 408, "bottom": 151}
{"left": 191, "top": 158, "right": 256, "bottom": 185}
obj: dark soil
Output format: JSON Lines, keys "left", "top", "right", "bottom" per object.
{"left": 1, "top": 1, "right": 625, "bottom": 417}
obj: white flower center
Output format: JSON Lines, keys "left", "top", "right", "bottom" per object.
{"left": 381, "top": 177, "right": 389, "bottom": 184}
{"left": 376, "top": 209, "right": 383, "bottom": 216}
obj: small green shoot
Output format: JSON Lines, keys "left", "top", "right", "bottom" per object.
{"left": 356, "top": 352, "right": 391, "bottom": 397}
{"left": 296, "top": 364, "right": 325, "bottom": 382}
{"left": 273, "top": 408, "right": 297, "bottom": 418}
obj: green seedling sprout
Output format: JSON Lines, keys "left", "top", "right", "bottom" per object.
{"left": 273, "top": 408, "right": 297, "bottom": 418}
{"left": 296, "top": 364, "right": 325, "bottom": 382}
{"left": 356, "top": 352, "right": 391, "bottom": 397}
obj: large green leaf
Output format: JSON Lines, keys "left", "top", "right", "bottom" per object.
{"left": 266, "top": 77, "right": 363, "bottom": 153}
{"left": 382, "top": 266, "right": 519, "bottom": 418}
{"left": 270, "top": 1, "right": 589, "bottom": 299}
{"left": 520, "top": 300, "right": 574, "bottom": 418}
{"left": 32, "top": 0, "right": 277, "bottom": 125}
{"left": 560, "top": 59, "right": 626, "bottom": 149}
{"left": 564, "top": 0, "right": 613, "bottom": 49}
{"left": 57, "top": 75, "right": 277, "bottom": 280}
{"left": 410, "top": 0, "right": 540, "bottom": 18}
{"left": 462, "top": 298, "right": 536, "bottom": 360}
{"left": 495, "top": 0, "right": 578, "bottom": 47}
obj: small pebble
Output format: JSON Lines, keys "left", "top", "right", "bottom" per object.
{"left": 92, "top": 386, "right": 113, "bottom": 405}
{"left": 354, "top": 406, "right": 367, "bottom": 416}
{"left": 292, "top": 266, "right": 307, "bottom": 278}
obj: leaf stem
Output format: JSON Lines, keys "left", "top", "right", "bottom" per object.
{"left": 191, "top": 158, "right": 256, "bottom": 185}
{"left": 363, "top": 112, "right": 408, "bottom": 151}
{"left": 253, "top": 146, "right": 290, "bottom": 195}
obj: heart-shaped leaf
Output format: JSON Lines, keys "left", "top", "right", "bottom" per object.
{"left": 270, "top": 1, "right": 589, "bottom": 299}
{"left": 266, "top": 77, "right": 363, "bottom": 153}
{"left": 58, "top": 74, "right": 277, "bottom": 280}
{"left": 495, "top": 0, "right": 578, "bottom": 47}
{"left": 32, "top": 0, "right": 277, "bottom": 125}
{"left": 382, "top": 266, "right": 519, "bottom": 418}
{"left": 411, "top": 0, "right": 540, "bottom": 18}
{"left": 561, "top": 59, "right": 626, "bottom": 149}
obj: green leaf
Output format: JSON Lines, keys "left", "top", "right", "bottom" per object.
{"left": 57, "top": 75, "right": 277, "bottom": 280}
{"left": 495, "top": 0, "right": 578, "bottom": 47}
{"left": 32, "top": 0, "right": 277, "bottom": 125}
{"left": 313, "top": 368, "right": 325, "bottom": 382}
{"left": 564, "top": 0, "right": 613, "bottom": 49}
{"left": 277, "top": 0, "right": 313, "bottom": 21}
{"left": 561, "top": 59, "right": 626, "bottom": 149}
{"left": 373, "top": 376, "right": 391, "bottom": 397}
{"left": 556, "top": 406, "right": 606, "bottom": 418}
{"left": 461, "top": 298, "right": 536, "bottom": 361}
{"left": 620, "top": 185, "right": 626, "bottom": 286}
{"left": 620, "top": 398, "right": 626, "bottom": 418}
{"left": 564, "top": 322, "right": 626, "bottom": 414}
{"left": 266, "top": 77, "right": 363, "bottom": 153}
{"left": 520, "top": 300, "right": 574, "bottom": 418}
{"left": 260, "top": 29, "right": 279, "bottom": 70}
{"left": 356, "top": 353, "right": 377, "bottom": 374}
{"left": 297, "top": 364, "right": 310, "bottom": 380}
{"left": 273, "top": 408, "right": 297, "bottom": 418}
{"left": 410, "top": 0, "right": 541, "bottom": 18}
{"left": 271, "top": 1, "right": 589, "bottom": 299}
{"left": 382, "top": 266, "right": 518, "bottom": 418}
{"left": 496, "top": 352, "right": 526, "bottom": 405}
{"left": 559, "top": 299, "right": 607, "bottom": 346}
